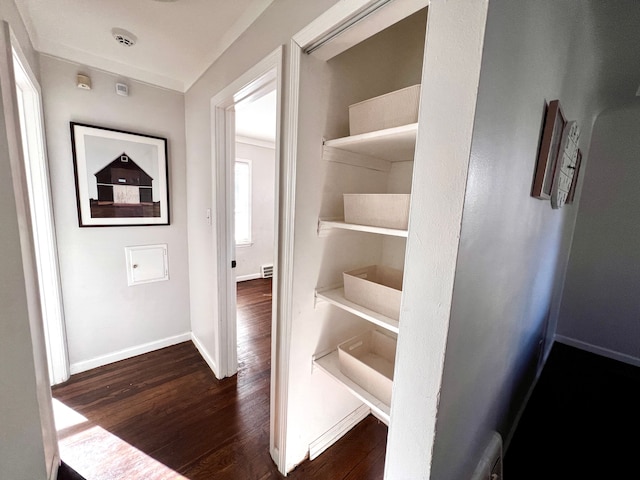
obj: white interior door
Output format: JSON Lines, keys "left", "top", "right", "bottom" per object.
{"left": 11, "top": 34, "right": 69, "bottom": 386}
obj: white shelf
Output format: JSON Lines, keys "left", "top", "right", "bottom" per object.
{"left": 324, "top": 123, "right": 418, "bottom": 162}
{"left": 318, "top": 219, "right": 408, "bottom": 238}
{"left": 315, "top": 287, "right": 400, "bottom": 334}
{"left": 313, "top": 350, "right": 390, "bottom": 425}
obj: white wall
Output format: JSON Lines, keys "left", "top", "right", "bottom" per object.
{"left": 424, "top": 1, "right": 606, "bottom": 479}
{"left": 557, "top": 104, "right": 640, "bottom": 363}
{"left": 0, "top": 3, "right": 58, "bottom": 478}
{"left": 40, "top": 55, "right": 191, "bottom": 372}
{"left": 235, "top": 140, "right": 275, "bottom": 280}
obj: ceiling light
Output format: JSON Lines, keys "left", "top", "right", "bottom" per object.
{"left": 636, "top": 84, "right": 640, "bottom": 97}
{"left": 112, "top": 28, "right": 137, "bottom": 47}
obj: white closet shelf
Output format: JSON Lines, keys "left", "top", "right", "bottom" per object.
{"left": 324, "top": 123, "right": 418, "bottom": 162}
{"left": 315, "top": 287, "right": 400, "bottom": 334}
{"left": 313, "top": 350, "right": 390, "bottom": 425}
{"left": 318, "top": 218, "right": 408, "bottom": 238}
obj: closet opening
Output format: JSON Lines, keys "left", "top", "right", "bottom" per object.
{"left": 277, "top": 4, "right": 428, "bottom": 474}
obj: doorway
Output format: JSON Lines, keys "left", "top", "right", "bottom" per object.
{"left": 234, "top": 86, "right": 277, "bottom": 378}
{"left": 210, "top": 46, "right": 283, "bottom": 466}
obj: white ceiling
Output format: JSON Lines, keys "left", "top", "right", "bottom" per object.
{"left": 14, "top": 0, "right": 275, "bottom": 92}
{"left": 236, "top": 89, "right": 277, "bottom": 144}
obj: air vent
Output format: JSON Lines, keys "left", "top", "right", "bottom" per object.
{"left": 112, "top": 28, "right": 137, "bottom": 47}
{"left": 261, "top": 265, "right": 273, "bottom": 278}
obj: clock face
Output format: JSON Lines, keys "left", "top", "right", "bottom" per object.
{"left": 551, "top": 121, "right": 580, "bottom": 209}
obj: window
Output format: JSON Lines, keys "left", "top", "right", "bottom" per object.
{"left": 235, "top": 160, "right": 251, "bottom": 246}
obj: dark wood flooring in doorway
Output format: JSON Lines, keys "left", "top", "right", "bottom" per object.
{"left": 53, "top": 278, "right": 387, "bottom": 479}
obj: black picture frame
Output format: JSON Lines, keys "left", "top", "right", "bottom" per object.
{"left": 532, "top": 100, "right": 566, "bottom": 200}
{"left": 70, "top": 122, "right": 170, "bottom": 227}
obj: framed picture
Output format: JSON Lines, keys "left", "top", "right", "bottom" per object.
{"left": 531, "top": 99, "right": 566, "bottom": 199}
{"left": 70, "top": 122, "right": 169, "bottom": 227}
{"left": 565, "top": 149, "right": 582, "bottom": 205}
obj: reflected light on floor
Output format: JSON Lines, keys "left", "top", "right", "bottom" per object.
{"left": 53, "top": 399, "right": 189, "bottom": 480}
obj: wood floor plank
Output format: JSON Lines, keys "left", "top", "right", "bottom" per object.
{"left": 53, "top": 278, "right": 387, "bottom": 479}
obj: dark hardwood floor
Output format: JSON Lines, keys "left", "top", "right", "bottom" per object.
{"left": 504, "top": 341, "right": 640, "bottom": 479}
{"left": 53, "top": 278, "right": 387, "bottom": 480}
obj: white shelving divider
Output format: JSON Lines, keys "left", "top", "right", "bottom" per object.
{"left": 317, "top": 218, "right": 408, "bottom": 238}
{"left": 313, "top": 350, "right": 391, "bottom": 425}
{"left": 324, "top": 123, "right": 418, "bottom": 162}
{"left": 315, "top": 287, "right": 400, "bottom": 334}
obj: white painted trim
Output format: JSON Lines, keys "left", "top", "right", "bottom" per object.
{"left": 554, "top": 335, "right": 640, "bottom": 368}
{"left": 191, "top": 332, "right": 219, "bottom": 377}
{"left": 309, "top": 404, "right": 371, "bottom": 460}
{"left": 211, "top": 48, "right": 282, "bottom": 381}
{"left": 276, "top": 38, "right": 301, "bottom": 475}
{"left": 69, "top": 332, "right": 191, "bottom": 374}
{"left": 236, "top": 273, "right": 262, "bottom": 282}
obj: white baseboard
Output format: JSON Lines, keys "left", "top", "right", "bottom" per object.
{"left": 554, "top": 334, "right": 640, "bottom": 367}
{"left": 309, "top": 404, "right": 371, "bottom": 461}
{"left": 236, "top": 273, "right": 261, "bottom": 282}
{"left": 69, "top": 332, "right": 191, "bottom": 374}
{"left": 191, "top": 332, "right": 220, "bottom": 378}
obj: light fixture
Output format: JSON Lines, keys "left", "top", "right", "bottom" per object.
{"left": 636, "top": 84, "right": 640, "bottom": 96}
{"left": 112, "top": 28, "right": 137, "bottom": 47}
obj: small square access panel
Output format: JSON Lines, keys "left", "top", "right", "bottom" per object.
{"left": 125, "top": 244, "right": 169, "bottom": 286}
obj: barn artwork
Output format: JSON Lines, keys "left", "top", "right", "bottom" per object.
{"left": 70, "top": 123, "right": 169, "bottom": 227}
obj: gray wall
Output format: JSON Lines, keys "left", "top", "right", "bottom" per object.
{"left": 40, "top": 55, "right": 190, "bottom": 372}
{"left": 558, "top": 104, "right": 640, "bottom": 363}
{"left": 430, "top": 1, "right": 606, "bottom": 478}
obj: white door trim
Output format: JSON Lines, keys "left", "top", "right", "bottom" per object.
{"left": 210, "top": 45, "right": 284, "bottom": 470}
{"left": 10, "top": 31, "right": 69, "bottom": 386}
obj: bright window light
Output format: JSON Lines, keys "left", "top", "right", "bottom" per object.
{"left": 235, "top": 160, "right": 251, "bottom": 246}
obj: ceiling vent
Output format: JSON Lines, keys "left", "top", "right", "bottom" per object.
{"left": 112, "top": 28, "right": 137, "bottom": 47}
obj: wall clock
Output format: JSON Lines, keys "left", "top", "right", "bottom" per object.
{"left": 551, "top": 120, "right": 580, "bottom": 209}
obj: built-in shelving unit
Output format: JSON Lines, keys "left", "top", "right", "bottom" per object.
{"left": 312, "top": 82, "right": 421, "bottom": 424}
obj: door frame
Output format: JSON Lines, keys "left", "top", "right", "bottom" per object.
{"left": 210, "top": 45, "right": 283, "bottom": 464}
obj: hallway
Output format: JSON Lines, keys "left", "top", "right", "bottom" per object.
{"left": 53, "top": 278, "right": 387, "bottom": 479}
